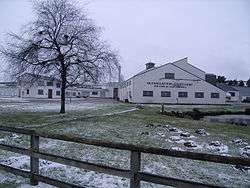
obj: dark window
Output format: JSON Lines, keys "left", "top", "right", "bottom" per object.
{"left": 26, "top": 89, "right": 29, "bottom": 95}
{"left": 178, "top": 92, "right": 188, "bottom": 98}
{"left": 47, "top": 81, "right": 53, "bottom": 86}
{"left": 38, "top": 81, "right": 44, "bottom": 86}
{"left": 143, "top": 91, "right": 153, "bottom": 97}
{"left": 73, "top": 92, "right": 76, "bottom": 96}
{"left": 38, "top": 89, "right": 44, "bottom": 95}
{"left": 195, "top": 92, "right": 204, "bottom": 98}
{"left": 161, "top": 91, "right": 171, "bottom": 97}
{"left": 56, "top": 83, "right": 61, "bottom": 88}
{"left": 129, "top": 91, "right": 132, "bottom": 98}
{"left": 211, "top": 93, "right": 220, "bottom": 98}
{"left": 229, "top": 92, "right": 235, "bottom": 97}
{"left": 165, "top": 73, "right": 175, "bottom": 79}
{"left": 56, "top": 91, "right": 60, "bottom": 96}
{"left": 92, "top": 92, "right": 98, "bottom": 95}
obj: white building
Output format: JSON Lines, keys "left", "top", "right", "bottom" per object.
{"left": 18, "top": 73, "right": 65, "bottom": 99}
{"left": 0, "top": 73, "right": 119, "bottom": 99}
{"left": 0, "top": 82, "right": 18, "bottom": 97}
{"left": 119, "top": 57, "right": 233, "bottom": 104}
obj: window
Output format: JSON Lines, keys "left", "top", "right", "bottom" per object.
{"left": 47, "top": 81, "right": 53, "bottom": 86}
{"left": 38, "top": 89, "right": 44, "bottom": 95}
{"left": 229, "top": 92, "right": 235, "bottom": 97}
{"left": 26, "top": 89, "right": 29, "bottom": 95}
{"left": 165, "top": 73, "right": 175, "bottom": 79}
{"left": 38, "top": 81, "right": 44, "bottom": 86}
{"left": 56, "top": 91, "right": 60, "bottom": 96}
{"left": 195, "top": 92, "right": 204, "bottom": 98}
{"left": 178, "top": 92, "right": 188, "bottom": 98}
{"left": 56, "top": 83, "right": 61, "bottom": 88}
{"left": 143, "top": 91, "right": 153, "bottom": 97}
{"left": 211, "top": 93, "right": 220, "bottom": 98}
{"left": 92, "top": 91, "right": 98, "bottom": 95}
{"left": 161, "top": 91, "right": 171, "bottom": 97}
{"left": 73, "top": 92, "right": 76, "bottom": 96}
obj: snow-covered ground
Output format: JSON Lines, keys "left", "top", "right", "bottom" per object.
{"left": 0, "top": 98, "right": 249, "bottom": 187}
{"left": 0, "top": 124, "right": 249, "bottom": 188}
{"left": 0, "top": 97, "right": 118, "bottom": 112}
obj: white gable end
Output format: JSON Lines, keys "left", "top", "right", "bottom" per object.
{"left": 119, "top": 58, "right": 227, "bottom": 104}
{"left": 172, "top": 58, "right": 206, "bottom": 79}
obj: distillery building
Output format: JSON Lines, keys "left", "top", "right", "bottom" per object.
{"left": 119, "top": 57, "right": 235, "bottom": 104}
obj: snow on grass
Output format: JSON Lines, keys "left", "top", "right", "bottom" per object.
{"left": 0, "top": 98, "right": 118, "bottom": 113}
{"left": 0, "top": 102, "right": 249, "bottom": 187}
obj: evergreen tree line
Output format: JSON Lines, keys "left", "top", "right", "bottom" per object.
{"left": 217, "top": 76, "right": 250, "bottom": 87}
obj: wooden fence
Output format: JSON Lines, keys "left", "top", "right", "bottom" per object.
{"left": 0, "top": 126, "right": 249, "bottom": 188}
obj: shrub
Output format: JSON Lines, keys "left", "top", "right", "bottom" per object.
{"left": 245, "top": 108, "right": 250, "bottom": 115}
{"left": 191, "top": 108, "right": 202, "bottom": 120}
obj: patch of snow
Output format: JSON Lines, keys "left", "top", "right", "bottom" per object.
{"left": 240, "top": 146, "right": 250, "bottom": 157}
{"left": 231, "top": 138, "right": 248, "bottom": 146}
{"left": 171, "top": 147, "right": 186, "bottom": 151}
{"left": 18, "top": 183, "right": 56, "bottom": 188}
{"left": 0, "top": 156, "right": 29, "bottom": 170}
{"left": 104, "top": 108, "right": 137, "bottom": 116}
{"left": 167, "top": 136, "right": 186, "bottom": 144}
{"left": 206, "top": 143, "right": 229, "bottom": 154}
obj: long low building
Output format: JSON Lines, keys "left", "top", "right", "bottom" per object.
{"left": 119, "top": 57, "right": 239, "bottom": 104}
{"left": 0, "top": 73, "right": 119, "bottom": 99}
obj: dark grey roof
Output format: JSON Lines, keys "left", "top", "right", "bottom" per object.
{"left": 216, "top": 83, "right": 238, "bottom": 92}
{"left": 0, "top": 82, "right": 17, "bottom": 85}
{"left": 232, "top": 86, "right": 250, "bottom": 96}
{"left": 22, "top": 73, "right": 60, "bottom": 82}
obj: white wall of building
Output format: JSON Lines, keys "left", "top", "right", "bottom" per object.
{"left": 0, "top": 86, "right": 18, "bottom": 97}
{"left": 226, "top": 91, "right": 240, "bottom": 102}
{"left": 172, "top": 58, "right": 206, "bottom": 79}
{"left": 19, "top": 79, "right": 62, "bottom": 99}
{"left": 119, "top": 60, "right": 227, "bottom": 104}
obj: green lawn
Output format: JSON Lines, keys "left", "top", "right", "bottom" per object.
{"left": 0, "top": 103, "right": 249, "bottom": 142}
{"left": 0, "top": 102, "right": 249, "bottom": 188}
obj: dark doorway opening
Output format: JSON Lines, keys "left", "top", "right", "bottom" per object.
{"left": 48, "top": 89, "right": 53, "bottom": 99}
{"left": 113, "top": 88, "right": 118, "bottom": 99}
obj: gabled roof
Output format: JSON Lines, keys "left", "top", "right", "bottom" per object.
{"left": 131, "top": 57, "right": 204, "bottom": 80}
{"left": 216, "top": 83, "right": 238, "bottom": 92}
{"left": 124, "top": 57, "right": 226, "bottom": 93}
{"left": 172, "top": 57, "right": 206, "bottom": 73}
{"left": 21, "top": 73, "right": 60, "bottom": 82}
{"left": 232, "top": 86, "right": 250, "bottom": 96}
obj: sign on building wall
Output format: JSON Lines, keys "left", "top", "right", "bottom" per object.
{"left": 146, "top": 82, "right": 193, "bottom": 89}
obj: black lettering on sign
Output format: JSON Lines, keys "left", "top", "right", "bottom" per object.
{"left": 147, "top": 82, "right": 193, "bottom": 88}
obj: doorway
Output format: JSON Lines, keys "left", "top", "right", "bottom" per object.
{"left": 48, "top": 89, "right": 53, "bottom": 99}
{"left": 113, "top": 88, "right": 118, "bottom": 99}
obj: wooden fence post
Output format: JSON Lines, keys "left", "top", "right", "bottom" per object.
{"left": 161, "top": 104, "right": 165, "bottom": 114}
{"left": 130, "top": 151, "right": 141, "bottom": 188}
{"left": 30, "top": 134, "right": 39, "bottom": 185}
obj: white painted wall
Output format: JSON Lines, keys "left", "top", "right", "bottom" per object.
{"left": 0, "top": 86, "right": 18, "bottom": 97}
{"left": 226, "top": 91, "right": 240, "bottom": 102}
{"left": 172, "top": 58, "right": 206, "bottom": 79}
{"left": 120, "top": 62, "right": 226, "bottom": 104}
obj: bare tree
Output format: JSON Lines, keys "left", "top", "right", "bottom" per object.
{"left": 1, "top": 0, "right": 119, "bottom": 113}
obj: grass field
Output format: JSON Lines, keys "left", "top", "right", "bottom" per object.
{"left": 0, "top": 98, "right": 249, "bottom": 187}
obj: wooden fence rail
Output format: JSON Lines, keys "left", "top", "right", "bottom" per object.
{"left": 0, "top": 126, "right": 249, "bottom": 188}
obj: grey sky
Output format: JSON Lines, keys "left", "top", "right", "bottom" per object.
{"left": 0, "top": 0, "right": 249, "bottom": 81}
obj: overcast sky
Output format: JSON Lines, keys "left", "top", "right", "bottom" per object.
{"left": 0, "top": 0, "right": 249, "bottom": 81}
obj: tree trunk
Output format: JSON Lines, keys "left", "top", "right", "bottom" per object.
{"left": 60, "top": 64, "right": 66, "bottom": 114}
